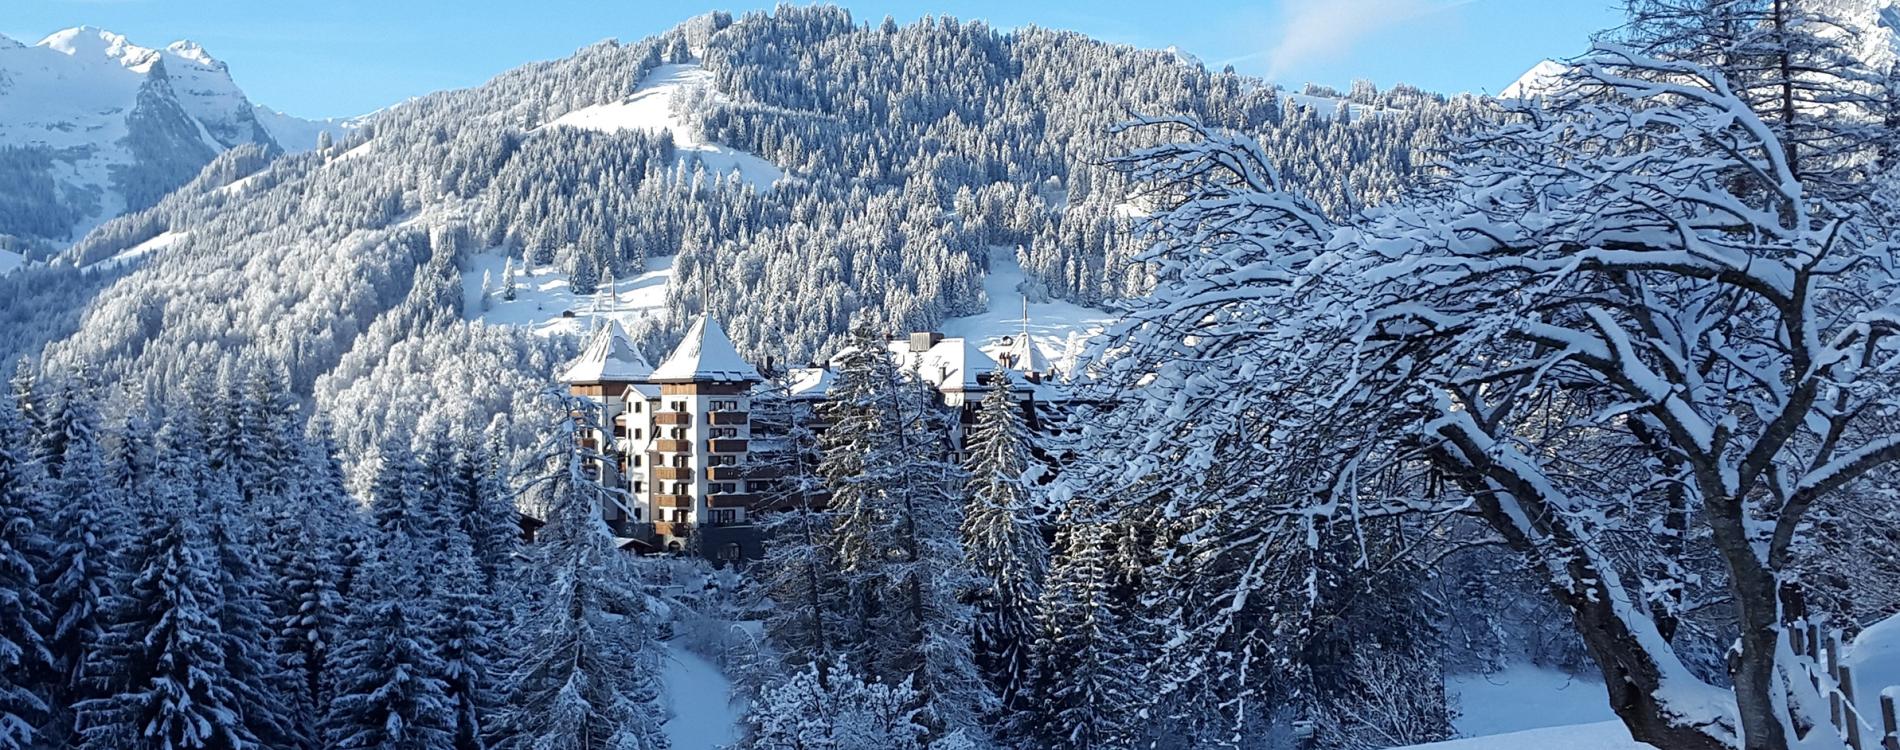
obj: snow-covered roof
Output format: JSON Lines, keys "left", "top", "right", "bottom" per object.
{"left": 650, "top": 314, "right": 762, "bottom": 383}
{"left": 560, "top": 320, "right": 653, "bottom": 385}
{"left": 888, "top": 337, "right": 1005, "bottom": 392}
{"left": 784, "top": 367, "right": 835, "bottom": 400}
{"left": 983, "top": 335, "right": 1055, "bottom": 376}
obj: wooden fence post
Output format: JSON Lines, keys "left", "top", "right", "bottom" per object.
{"left": 1831, "top": 635, "right": 1846, "bottom": 729}
{"left": 1842, "top": 665, "right": 1863, "bottom": 750}
{"left": 1881, "top": 693, "right": 1898, "bottom": 750}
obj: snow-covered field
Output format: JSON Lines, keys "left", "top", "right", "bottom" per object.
{"left": 461, "top": 251, "right": 674, "bottom": 337}
{"left": 939, "top": 247, "right": 1117, "bottom": 372}
{"left": 660, "top": 640, "right": 743, "bottom": 749}
{"left": 0, "top": 248, "right": 22, "bottom": 276}
{"left": 545, "top": 63, "right": 785, "bottom": 190}
{"left": 1397, "top": 721, "right": 1642, "bottom": 750}
{"left": 1448, "top": 665, "right": 1616, "bottom": 737}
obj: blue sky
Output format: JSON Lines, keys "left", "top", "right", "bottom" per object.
{"left": 9, "top": 0, "right": 1623, "bottom": 119}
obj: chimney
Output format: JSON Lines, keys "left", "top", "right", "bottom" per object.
{"left": 909, "top": 331, "right": 944, "bottom": 353}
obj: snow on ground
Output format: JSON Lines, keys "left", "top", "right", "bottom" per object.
{"left": 1395, "top": 721, "right": 1642, "bottom": 750}
{"left": 543, "top": 63, "right": 786, "bottom": 190}
{"left": 461, "top": 251, "right": 675, "bottom": 337}
{"left": 0, "top": 248, "right": 23, "bottom": 276}
{"left": 1847, "top": 613, "right": 1900, "bottom": 726}
{"left": 660, "top": 639, "right": 743, "bottom": 749}
{"left": 90, "top": 230, "right": 185, "bottom": 270}
{"left": 1448, "top": 665, "right": 1617, "bottom": 737}
{"left": 939, "top": 247, "right": 1118, "bottom": 373}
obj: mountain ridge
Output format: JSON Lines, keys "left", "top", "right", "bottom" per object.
{"left": 0, "top": 26, "right": 358, "bottom": 250}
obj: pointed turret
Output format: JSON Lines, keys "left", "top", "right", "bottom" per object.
{"left": 650, "top": 314, "right": 761, "bottom": 384}
{"left": 559, "top": 320, "right": 652, "bottom": 386}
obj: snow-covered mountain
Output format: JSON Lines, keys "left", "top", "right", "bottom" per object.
{"left": 1499, "top": 59, "right": 1568, "bottom": 99}
{"left": 0, "top": 27, "right": 356, "bottom": 247}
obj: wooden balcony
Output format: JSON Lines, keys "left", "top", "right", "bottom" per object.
{"left": 656, "top": 412, "right": 692, "bottom": 426}
{"left": 708, "top": 493, "right": 759, "bottom": 509}
{"left": 708, "top": 411, "right": 748, "bottom": 425}
{"left": 654, "top": 466, "right": 694, "bottom": 481}
{"left": 653, "top": 521, "right": 692, "bottom": 538}
{"left": 705, "top": 465, "right": 747, "bottom": 481}
{"left": 708, "top": 439, "right": 748, "bottom": 453}
{"left": 654, "top": 439, "right": 693, "bottom": 453}
{"left": 654, "top": 494, "right": 694, "bottom": 509}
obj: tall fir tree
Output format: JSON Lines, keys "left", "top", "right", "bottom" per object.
{"left": 77, "top": 507, "right": 256, "bottom": 750}
{"left": 493, "top": 392, "right": 667, "bottom": 750}
{"left": 202, "top": 471, "right": 300, "bottom": 750}
{"left": 1028, "top": 502, "right": 1138, "bottom": 750}
{"left": 0, "top": 390, "right": 52, "bottom": 750}
{"left": 958, "top": 381, "right": 1048, "bottom": 717}
{"left": 39, "top": 376, "right": 121, "bottom": 747}
{"left": 818, "top": 322, "right": 990, "bottom": 740}
{"left": 321, "top": 552, "right": 454, "bottom": 750}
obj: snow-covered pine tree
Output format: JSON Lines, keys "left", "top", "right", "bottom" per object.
{"left": 419, "top": 440, "right": 502, "bottom": 750}
{"left": 500, "top": 258, "right": 517, "bottom": 302}
{"left": 202, "top": 470, "right": 300, "bottom": 750}
{"left": 431, "top": 527, "right": 500, "bottom": 750}
{"left": 465, "top": 434, "right": 522, "bottom": 594}
{"left": 492, "top": 391, "right": 666, "bottom": 750}
{"left": 1027, "top": 501, "right": 1137, "bottom": 750}
{"left": 958, "top": 380, "right": 1047, "bottom": 715}
{"left": 744, "top": 660, "right": 928, "bottom": 750}
{"left": 76, "top": 506, "right": 255, "bottom": 750}
{"left": 270, "top": 503, "right": 345, "bottom": 743}
{"left": 321, "top": 550, "right": 454, "bottom": 750}
{"left": 752, "top": 386, "right": 849, "bottom": 670}
{"left": 39, "top": 376, "right": 121, "bottom": 747}
{"left": 370, "top": 436, "right": 425, "bottom": 541}
{"left": 818, "top": 322, "right": 990, "bottom": 741}
{"left": 0, "top": 391, "right": 52, "bottom": 750}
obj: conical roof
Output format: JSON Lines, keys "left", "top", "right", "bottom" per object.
{"left": 650, "top": 314, "right": 761, "bottom": 383}
{"left": 559, "top": 320, "right": 653, "bottom": 385}
{"left": 988, "top": 335, "right": 1054, "bottom": 375}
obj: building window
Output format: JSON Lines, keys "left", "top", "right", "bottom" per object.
{"left": 711, "top": 427, "right": 737, "bottom": 439}
{"left": 671, "top": 509, "right": 688, "bottom": 523}
{"left": 672, "top": 401, "right": 687, "bottom": 412}
{"left": 713, "top": 509, "right": 737, "bottom": 525}
{"left": 632, "top": 481, "right": 644, "bottom": 492}
{"left": 718, "top": 543, "right": 742, "bottom": 561}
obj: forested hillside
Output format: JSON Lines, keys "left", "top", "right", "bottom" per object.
{"left": 1, "top": 7, "right": 1478, "bottom": 474}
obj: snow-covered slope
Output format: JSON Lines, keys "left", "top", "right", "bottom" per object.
{"left": 544, "top": 63, "right": 786, "bottom": 190}
{"left": 940, "top": 247, "right": 1117, "bottom": 373}
{"left": 461, "top": 251, "right": 676, "bottom": 337}
{"left": 0, "top": 27, "right": 353, "bottom": 243}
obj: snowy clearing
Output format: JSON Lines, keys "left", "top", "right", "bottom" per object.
{"left": 1447, "top": 665, "right": 1616, "bottom": 737}
{"left": 461, "top": 251, "right": 674, "bottom": 337}
{"left": 90, "top": 230, "right": 185, "bottom": 271}
{"left": 0, "top": 248, "right": 22, "bottom": 276}
{"left": 1396, "top": 721, "right": 1642, "bottom": 750}
{"left": 544, "top": 63, "right": 786, "bottom": 190}
{"left": 660, "top": 639, "right": 744, "bottom": 749}
{"left": 939, "top": 247, "right": 1118, "bottom": 373}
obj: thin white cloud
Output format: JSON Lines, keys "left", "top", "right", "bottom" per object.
{"left": 1242, "top": 0, "right": 1473, "bottom": 80}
